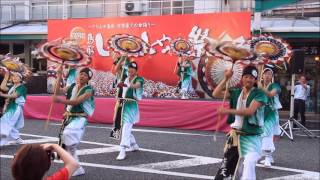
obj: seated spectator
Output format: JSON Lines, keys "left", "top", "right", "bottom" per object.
{"left": 12, "top": 143, "right": 79, "bottom": 180}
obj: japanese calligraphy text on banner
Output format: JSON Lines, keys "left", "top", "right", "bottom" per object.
{"left": 48, "top": 12, "right": 251, "bottom": 98}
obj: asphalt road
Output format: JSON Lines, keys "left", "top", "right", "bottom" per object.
{"left": 1, "top": 119, "right": 319, "bottom": 180}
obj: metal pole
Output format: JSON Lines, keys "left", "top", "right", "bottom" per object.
{"left": 290, "top": 74, "right": 295, "bottom": 118}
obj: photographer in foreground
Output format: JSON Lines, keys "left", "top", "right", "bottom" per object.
{"left": 12, "top": 143, "right": 79, "bottom": 180}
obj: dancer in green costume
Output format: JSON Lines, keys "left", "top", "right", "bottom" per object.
{"left": 53, "top": 67, "right": 95, "bottom": 176}
{"left": 110, "top": 52, "right": 131, "bottom": 139}
{"left": 259, "top": 66, "right": 282, "bottom": 167}
{"left": 116, "top": 61, "right": 144, "bottom": 160}
{"left": 0, "top": 71, "right": 26, "bottom": 146}
{"left": 175, "top": 56, "right": 193, "bottom": 99}
{"left": 212, "top": 65, "right": 268, "bottom": 180}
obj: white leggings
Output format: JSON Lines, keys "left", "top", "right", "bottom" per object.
{"left": 237, "top": 152, "right": 260, "bottom": 180}
{"left": 120, "top": 123, "right": 137, "bottom": 148}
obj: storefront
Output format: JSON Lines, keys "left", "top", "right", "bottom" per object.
{"left": 273, "top": 38, "right": 320, "bottom": 113}
{"left": 0, "top": 23, "right": 48, "bottom": 94}
{"left": 259, "top": 16, "right": 320, "bottom": 114}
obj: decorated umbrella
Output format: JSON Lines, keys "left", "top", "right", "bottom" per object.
{"left": 0, "top": 54, "right": 32, "bottom": 79}
{"left": 170, "top": 37, "right": 194, "bottom": 57}
{"left": 39, "top": 38, "right": 91, "bottom": 67}
{"left": 39, "top": 38, "right": 92, "bottom": 130}
{"left": 214, "top": 41, "right": 256, "bottom": 62}
{"left": 248, "top": 34, "right": 293, "bottom": 81}
{"left": 250, "top": 34, "right": 292, "bottom": 65}
{"left": 170, "top": 38, "right": 195, "bottom": 99}
{"left": 207, "top": 41, "right": 255, "bottom": 140}
{"left": 108, "top": 34, "right": 150, "bottom": 57}
{"left": 197, "top": 56, "right": 245, "bottom": 97}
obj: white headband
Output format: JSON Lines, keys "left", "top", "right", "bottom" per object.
{"left": 262, "top": 68, "right": 274, "bottom": 75}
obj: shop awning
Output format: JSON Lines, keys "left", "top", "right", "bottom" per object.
{"left": 0, "top": 23, "right": 47, "bottom": 40}
{"left": 256, "top": 17, "right": 320, "bottom": 38}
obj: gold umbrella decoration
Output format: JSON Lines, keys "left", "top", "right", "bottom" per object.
{"left": 250, "top": 34, "right": 292, "bottom": 65}
{"left": 214, "top": 41, "right": 256, "bottom": 62}
{"left": 108, "top": 34, "right": 150, "bottom": 57}
{"left": 0, "top": 54, "right": 32, "bottom": 79}
{"left": 39, "top": 38, "right": 92, "bottom": 67}
{"left": 170, "top": 37, "right": 194, "bottom": 57}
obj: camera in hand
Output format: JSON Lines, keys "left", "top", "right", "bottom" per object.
{"left": 46, "top": 150, "right": 55, "bottom": 161}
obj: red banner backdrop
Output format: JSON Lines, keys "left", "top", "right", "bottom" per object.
{"left": 48, "top": 12, "right": 251, "bottom": 97}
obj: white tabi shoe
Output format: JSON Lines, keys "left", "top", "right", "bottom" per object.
{"left": 260, "top": 157, "right": 274, "bottom": 164}
{"left": 264, "top": 157, "right": 272, "bottom": 167}
{"left": 116, "top": 149, "right": 126, "bottom": 160}
{"left": 72, "top": 166, "right": 85, "bottom": 176}
{"left": 127, "top": 144, "right": 139, "bottom": 152}
{"left": 181, "top": 93, "right": 188, "bottom": 99}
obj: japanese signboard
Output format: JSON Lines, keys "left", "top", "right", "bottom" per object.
{"left": 48, "top": 12, "right": 251, "bottom": 98}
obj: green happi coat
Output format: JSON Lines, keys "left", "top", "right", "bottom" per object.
{"left": 66, "top": 83, "right": 95, "bottom": 120}
{"left": 59, "top": 83, "right": 95, "bottom": 146}
{"left": 0, "top": 84, "right": 27, "bottom": 135}
{"left": 262, "top": 83, "right": 282, "bottom": 137}
{"left": 66, "top": 68, "right": 77, "bottom": 87}
{"left": 114, "top": 56, "right": 130, "bottom": 91}
{"left": 228, "top": 87, "right": 268, "bottom": 157}
{"left": 121, "top": 76, "right": 144, "bottom": 124}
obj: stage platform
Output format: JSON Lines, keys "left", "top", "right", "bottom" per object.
{"left": 25, "top": 95, "right": 230, "bottom": 132}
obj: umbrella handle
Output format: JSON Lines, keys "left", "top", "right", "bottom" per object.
{"left": 44, "top": 63, "right": 64, "bottom": 130}
{"left": 213, "top": 62, "right": 235, "bottom": 140}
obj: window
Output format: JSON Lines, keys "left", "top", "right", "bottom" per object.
{"left": 48, "top": 2, "right": 63, "bottom": 19}
{"left": 87, "top": 0, "right": 103, "bottom": 18}
{"left": 70, "top": 0, "right": 87, "bottom": 18}
{"left": 0, "top": 6, "right": 11, "bottom": 23}
{"left": 184, "top": 0, "right": 194, "bottom": 7}
{"left": 103, "top": 1, "right": 120, "bottom": 17}
{"left": 162, "top": 1, "right": 171, "bottom": 8}
{"left": 15, "top": 5, "right": 25, "bottom": 20}
{"left": 153, "top": 0, "right": 194, "bottom": 15}
{"left": 173, "top": 7, "right": 182, "bottom": 14}
{"left": 184, "top": 7, "right": 194, "bottom": 14}
{"left": 0, "top": 43, "right": 9, "bottom": 54}
{"left": 162, "top": 8, "right": 171, "bottom": 15}
{"left": 150, "top": 1, "right": 160, "bottom": 8}
{"left": 13, "top": 43, "right": 24, "bottom": 55}
{"left": 32, "top": 57, "right": 47, "bottom": 72}
{"left": 173, "top": 1, "right": 182, "bottom": 7}
{"left": 31, "top": 2, "right": 47, "bottom": 20}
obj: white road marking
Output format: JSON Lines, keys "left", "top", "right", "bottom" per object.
{"left": 77, "top": 147, "right": 119, "bottom": 156}
{"left": 20, "top": 133, "right": 216, "bottom": 159}
{"left": 20, "top": 138, "right": 57, "bottom": 144}
{"left": 50, "top": 122, "right": 320, "bottom": 138}
{"left": 265, "top": 173, "right": 320, "bottom": 180}
{"left": 0, "top": 154, "right": 214, "bottom": 179}
{"left": 255, "top": 164, "right": 320, "bottom": 176}
{"left": 14, "top": 133, "right": 320, "bottom": 179}
{"left": 134, "top": 157, "right": 220, "bottom": 170}
{"left": 49, "top": 123, "right": 219, "bottom": 137}
{"left": 0, "top": 138, "right": 57, "bottom": 147}
{"left": 79, "top": 161, "right": 214, "bottom": 179}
